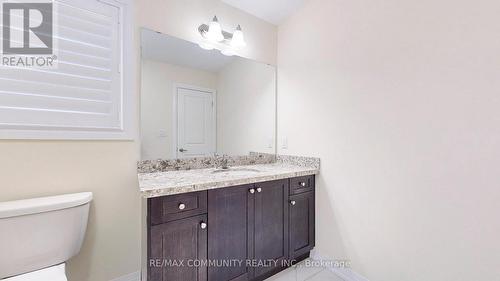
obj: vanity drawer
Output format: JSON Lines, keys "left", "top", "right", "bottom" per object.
{"left": 290, "top": 175, "right": 315, "bottom": 195}
{"left": 149, "top": 191, "right": 207, "bottom": 225}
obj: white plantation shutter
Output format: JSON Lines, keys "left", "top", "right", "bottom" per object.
{"left": 0, "top": 0, "right": 134, "bottom": 139}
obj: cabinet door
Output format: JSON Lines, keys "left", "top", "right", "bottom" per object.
{"left": 253, "top": 179, "right": 289, "bottom": 279}
{"left": 289, "top": 191, "right": 315, "bottom": 259}
{"left": 208, "top": 184, "right": 254, "bottom": 281}
{"left": 149, "top": 214, "right": 208, "bottom": 281}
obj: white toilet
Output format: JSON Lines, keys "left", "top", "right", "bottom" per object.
{"left": 0, "top": 192, "right": 93, "bottom": 280}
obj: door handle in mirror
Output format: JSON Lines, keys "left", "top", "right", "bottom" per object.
{"left": 179, "top": 148, "right": 188, "bottom": 152}
{"left": 249, "top": 188, "right": 255, "bottom": 194}
{"left": 290, "top": 200, "right": 296, "bottom": 206}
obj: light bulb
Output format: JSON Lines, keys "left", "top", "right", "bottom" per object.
{"left": 230, "top": 25, "right": 246, "bottom": 48}
{"left": 206, "top": 16, "right": 224, "bottom": 42}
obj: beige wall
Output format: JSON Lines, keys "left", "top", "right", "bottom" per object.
{"left": 217, "top": 58, "right": 276, "bottom": 155}
{"left": 0, "top": 141, "right": 142, "bottom": 281}
{"left": 141, "top": 60, "right": 218, "bottom": 160}
{"left": 277, "top": 0, "right": 500, "bottom": 280}
{"left": 0, "top": 1, "right": 276, "bottom": 281}
{"left": 1, "top": 1, "right": 142, "bottom": 280}
{"left": 137, "top": 0, "right": 277, "bottom": 65}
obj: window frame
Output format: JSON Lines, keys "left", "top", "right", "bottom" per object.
{"left": 0, "top": 0, "right": 136, "bottom": 140}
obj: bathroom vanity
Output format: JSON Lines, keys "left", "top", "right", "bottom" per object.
{"left": 137, "top": 28, "right": 319, "bottom": 281}
{"left": 139, "top": 156, "right": 319, "bottom": 281}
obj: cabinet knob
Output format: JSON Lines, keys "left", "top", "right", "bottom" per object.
{"left": 249, "top": 188, "right": 255, "bottom": 194}
{"left": 178, "top": 203, "right": 186, "bottom": 210}
{"left": 299, "top": 182, "right": 306, "bottom": 187}
{"left": 256, "top": 187, "right": 262, "bottom": 193}
{"left": 290, "top": 200, "right": 296, "bottom": 206}
{"left": 200, "top": 222, "right": 207, "bottom": 229}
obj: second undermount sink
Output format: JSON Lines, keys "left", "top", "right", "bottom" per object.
{"left": 211, "top": 167, "right": 261, "bottom": 174}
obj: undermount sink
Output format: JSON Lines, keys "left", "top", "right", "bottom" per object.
{"left": 212, "top": 167, "right": 261, "bottom": 174}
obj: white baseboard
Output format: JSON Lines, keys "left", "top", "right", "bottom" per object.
{"left": 109, "top": 271, "right": 141, "bottom": 281}
{"left": 310, "top": 251, "right": 369, "bottom": 281}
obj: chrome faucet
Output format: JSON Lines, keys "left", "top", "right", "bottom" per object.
{"left": 214, "top": 153, "right": 230, "bottom": 170}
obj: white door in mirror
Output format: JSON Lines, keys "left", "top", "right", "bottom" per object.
{"left": 176, "top": 86, "right": 216, "bottom": 158}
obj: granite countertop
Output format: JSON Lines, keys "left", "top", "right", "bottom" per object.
{"left": 139, "top": 162, "right": 319, "bottom": 198}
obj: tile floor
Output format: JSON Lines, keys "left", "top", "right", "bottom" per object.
{"left": 264, "top": 259, "right": 344, "bottom": 281}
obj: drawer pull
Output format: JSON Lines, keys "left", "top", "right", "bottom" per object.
{"left": 200, "top": 222, "right": 207, "bottom": 229}
{"left": 290, "top": 200, "right": 296, "bottom": 206}
{"left": 256, "top": 187, "right": 262, "bottom": 193}
{"left": 249, "top": 188, "right": 255, "bottom": 194}
{"left": 299, "top": 182, "right": 306, "bottom": 187}
{"left": 178, "top": 203, "right": 186, "bottom": 210}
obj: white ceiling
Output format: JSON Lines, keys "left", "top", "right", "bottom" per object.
{"left": 221, "top": 0, "right": 305, "bottom": 25}
{"left": 141, "top": 29, "right": 235, "bottom": 73}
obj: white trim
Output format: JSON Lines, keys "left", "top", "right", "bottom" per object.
{"left": 275, "top": 61, "right": 280, "bottom": 154}
{"left": 171, "top": 83, "right": 217, "bottom": 158}
{"left": 310, "top": 252, "right": 370, "bottom": 281}
{"left": 109, "top": 271, "right": 141, "bottom": 281}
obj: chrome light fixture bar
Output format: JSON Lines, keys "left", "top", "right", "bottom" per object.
{"left": 198, "top": 16, "right": 246, "bottom": 56}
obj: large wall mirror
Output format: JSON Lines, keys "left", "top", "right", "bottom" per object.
{"left": 140, "top": 29, "right": 276, "bottom": 160}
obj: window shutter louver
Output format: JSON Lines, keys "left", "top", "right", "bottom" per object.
{"left": 0, "top": 0, "right": 133, "bottom": 139}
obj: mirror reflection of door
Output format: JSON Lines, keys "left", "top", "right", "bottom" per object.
{"left": 140, "top": 29, "right": 276, "bottom": 161}
{"left": 175, "top": 85, "right": 216, "bottom": 158}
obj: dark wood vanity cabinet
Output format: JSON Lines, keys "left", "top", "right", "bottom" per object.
{"left": 208, "top": 184, "right": 254, "bottom": 281}
{"left": 253, "top": 180, "right": 289, "bottom": 279}
{"left": 147, "top": 176, "right": 315, "bottom": 281}
{"left": 289, "top": 191, "right": 315, "bottom": 258}
{"left": 288, "top": 176, "right": 316, "bottom": 259}
{"left": 148, "top": 214, "right": 208, "bottom": 281}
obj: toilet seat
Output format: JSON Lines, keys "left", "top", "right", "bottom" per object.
{"left": 3, "top": 264, "right": 67, "bottom": 281}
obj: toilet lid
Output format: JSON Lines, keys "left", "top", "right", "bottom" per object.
{"left": 3, "top": 264, "right": 67, "bottom": 281}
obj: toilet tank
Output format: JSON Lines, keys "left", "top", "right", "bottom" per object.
{"left": 0, "top": 192, "right": 93, "bottom": 279}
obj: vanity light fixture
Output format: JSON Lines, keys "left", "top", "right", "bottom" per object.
{"left": 230, "top": 25, "right": 246, "bottom": 48}
{"left": 205, "top": 16, "right": 224, "bottom": 42}
{"left": 198, "top": 16, "right": 246, "bottom": 56}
